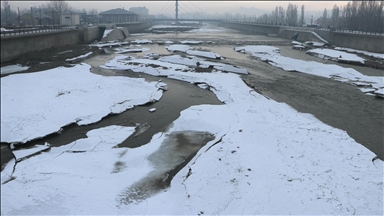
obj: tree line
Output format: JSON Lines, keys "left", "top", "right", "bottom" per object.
{"left": 1, "top": 0, "right": 99, "bottom": 26}
{"left": 227, "top": 0, "right": 383, "bottom": 33}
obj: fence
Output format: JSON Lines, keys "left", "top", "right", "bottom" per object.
{"left": 0, "top": 26, "right": 76, "bottom": 37}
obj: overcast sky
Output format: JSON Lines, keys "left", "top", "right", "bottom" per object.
{"left": 3, "top": 1, "right": 348, "bottom": 15}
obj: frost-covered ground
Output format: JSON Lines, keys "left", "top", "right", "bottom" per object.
{"left": 1, "top": 40, "right": 383, "bottom": 214}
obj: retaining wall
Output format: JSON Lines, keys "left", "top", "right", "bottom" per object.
{"left": 220, "top": 22, "right": 281, "bottom": 35}
{"left": 82, "top": 26, "right": 100, "bottom": 43}
{"left": 222, "top": 22, "right": 384, "bottom": 53}
{"left": 1, "top": 30, "right": 78, "bottom": 63}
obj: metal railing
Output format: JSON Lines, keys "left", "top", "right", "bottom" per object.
{"left": 0, "top": 26, "right": 76, "bottom": 37}
{"left": 224, "top": 19, "right": 384, "bottom": 36}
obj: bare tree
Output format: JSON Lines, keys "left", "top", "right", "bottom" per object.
{"left": 332, "top": 5, "right": 340, "bottom": 28}
{"left": 300, "top": 5, "right": 305, "bottom": 25}
{"left": 45, "top": 0, "right": 70, "bottom": 13}
{"left": 286, "top": 3, "right": 298, "bottom": 26}
{"left": 278, "top": 6, "right": 285, "bottom": 24}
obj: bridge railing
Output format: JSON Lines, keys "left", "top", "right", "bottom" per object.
{"left": 223, "top": 20, "right": 384, "bottom": 36}
{"left": 0, "top": 26, "right": 76, "bottom": 37}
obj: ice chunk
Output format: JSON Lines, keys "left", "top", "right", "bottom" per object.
{"left": 1, "top": 64, "right": 29, "bottom": 75}
{"left": 13, "top": 143, "right": 50, "bottom": 162}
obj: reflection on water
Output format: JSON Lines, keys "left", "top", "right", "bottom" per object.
{"left": 117, "top": 131, "right": 215, "bottom": 205}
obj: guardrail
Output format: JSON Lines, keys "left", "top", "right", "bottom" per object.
{"left": 0, "top": 26, "right": 76, "bottom": 37}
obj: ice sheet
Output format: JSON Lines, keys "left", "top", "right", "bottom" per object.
{"left": 306, "top": 48, "right": 365, "bottom": 64}
{"left": 1, "top": 63, "right": 163, "bottom": 143}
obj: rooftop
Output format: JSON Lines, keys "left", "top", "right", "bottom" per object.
{"left": 100, "top": 8, "right": 136, "bottom": 15}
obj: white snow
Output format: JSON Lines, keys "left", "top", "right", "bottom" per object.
{"left": 335, "top": 47, "right": 384, "bottom": 59}
{"left": 293, "top": 45, "right": 306, "bottom": 50}
{"left": 149, "top": 108, "right": 156, "bottom": 112}
{"left": 12, "top": 143, "right": 50, "bottom": 162}
{"left": 114, "top": 47, "right": 150, "bottom": 54}
{"left": 188, "top": 28, "right": 225, "bottom": 33}
{"left": 186, "top": 50, "right": 222, "bottom": 59}
{"left": 1, "top": 60, "right": 382, "bottom": 214}
{"left": 305, "top": 41, "right": 325, "bottom": 47}
{"left": 1, "top": 63, "right": 163, "bottom": 144}
{"left": 0, "top": 64, "right": 29, "bottom": 75}
{"left": 234, "top": 45, "right": 280, "bottom": 54}
{"left": 291, "top": 41, "right": 304, "bottom": 46}
{"left": 179, "top": 40, "right": 203, "bottom": 44}
{"left": 374, "top": 88, "right": 384, "bottom": 98}
{"left": 235, "top": 45, "right": 383, "bottom": 94}
{"left": 102, "top": 29, "right": 113, "bottom": 38}
{"left": 306, "top": 48, "right": 365, "bottom": 64}
{"left": 90, "top": 41, "right": 129, "bottom": 48}
{"left": 1, "top": 43, "right": 383, "bottom": 215}
{"left": 65, "top": 52, "right": 93, "bottom": 62}
{"left": 311, "top": 32, "right": 328, "bottom": 43}
{"left": 131, "top": 39, "right": 153, "bottom": 44}
{"left": 166, "top": 44, "right": 192, "bottom": 53}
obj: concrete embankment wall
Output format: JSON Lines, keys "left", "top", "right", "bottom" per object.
{"left": 220, "top": 21, "right": 281, "bottom": 35}
{"left": 1, "top": 30, "right": 78, "bottom": 63}
{"left": 222, "top": 22, "right": 384, "bottom": 53}
{"left": 116, "top": 21, "right": 152, "bottom": 33}
{"left": 80, "top": 26, "right": 101, "bottom": 43}
{"left": 296, "top": 29, "right": 384, "bottom": 53}
{"left": 280, "top": 29, "right": 328, "bottom": 43}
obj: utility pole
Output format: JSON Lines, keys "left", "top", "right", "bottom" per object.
{"left": 175, "top": 0, "right": 178, "bottom": 24}
{"left": 18, "top": 7, "right": 20, "bottom": 26}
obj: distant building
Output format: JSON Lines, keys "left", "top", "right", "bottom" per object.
{"left": 60, "top": 11, "right": 80, "bottom": 26}
{"left": 129, "top": 7, "right": 148, "bottom": 20}
{"left": 315, "top": 17, "right": 332, "bottom": 28}
{"left": 80, "top": 14, "right": 99, "bottom": 25}
{"left": 19, "top": 13, "right": 38, "bottom": 26}
{"left": 99, "top": 8, "right": 138, "bottom": 23}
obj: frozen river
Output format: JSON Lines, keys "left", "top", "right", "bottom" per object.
{"left": 1, "top": 23, "right": 383, "bottom": 215}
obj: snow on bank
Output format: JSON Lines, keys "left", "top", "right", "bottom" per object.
{"left": 0, "top": 64, "right": 29, "bottom": 75}
{"left": 306, "top": 48, "right": 365, "bottom": 64}
{"left": 0, "top": 63, "right": 163, "bottom": 144}
{"left": 335, "top": 47, "right": 384, "bottom": 59}
{"left": 102, "top": 29, "right": 113, "bottom": 38}
{"left": 90, "top": 41, "right": 129, "bottom": 48}
{"left": 102, "top": 54, "right": 247, "bottom": 75}
{"left": 235, "top": 45, "right": 383, "bottom": 95}
{"left": 65, "top": 52, "right": 93, "bottom": 62}
{"left": 1, "top": 56, "right": 382, "bottom": 214}
{"left": 234, "top": 45, "right": 280, "bottom": 54}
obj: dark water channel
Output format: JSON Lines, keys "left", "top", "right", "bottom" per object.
{"left": 1, "top": 23, "right": 383, "bottom": 180}
{"left": 0, "top": 55, "right": 223, "bottom": 170}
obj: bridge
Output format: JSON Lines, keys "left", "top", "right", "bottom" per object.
{"left": 154, "top": 0, "right": 222, "bottom": 24}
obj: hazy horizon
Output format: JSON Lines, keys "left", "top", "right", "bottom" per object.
{"left": 2, "top": 1, "right": 348, "bottom": 15}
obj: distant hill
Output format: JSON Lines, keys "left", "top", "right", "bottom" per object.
{"left": 227, "top": 7, "right": 267, "bottom": 17}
